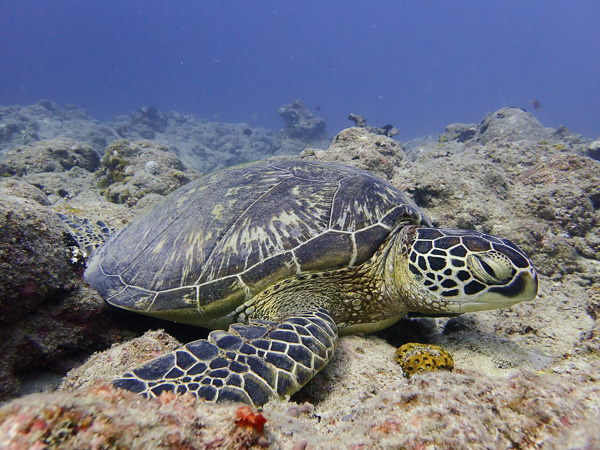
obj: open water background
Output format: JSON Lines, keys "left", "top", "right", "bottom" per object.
{"left": 0, "top": 0, "right": 598, "bottom": 139}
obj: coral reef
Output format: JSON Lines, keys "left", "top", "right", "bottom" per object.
{"left": 16, "top": 329, "right": 593, "bottom": 448}
{"left": 0, "top": 100, "right": 329, "bottom": 175}
{"left": 435, "top": 106, "right": 591, "bottom": 155}
{"left": 441, "top": 122, "right": 477, "bottom": 143}
{"left": 396, "top": 111, "right": 600, "bottom": 280}
{"left": 0, "top": 102, "right": 599, "bottom": 446}
{"left": 475, "top": 107, "right": 549, "bottom": 144}
{"left": 587, "top": 139, "right": 600, "bottom": 161}
{"left": 129, "top": 105, "right": 169, "bottom": 137}
{"left": 60, "top": 330, "right": 184, "bottom": 394}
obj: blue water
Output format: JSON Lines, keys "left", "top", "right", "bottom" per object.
{"left": 1, "top": 1, "right": 598, "bottom": 139}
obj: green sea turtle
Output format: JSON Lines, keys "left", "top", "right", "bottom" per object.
{"left": 73, "top": 160, "right": 538, "bottom": 407}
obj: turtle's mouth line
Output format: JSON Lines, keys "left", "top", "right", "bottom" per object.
{"left": 445, "top": 290, "right": 538, "bottom": 314}
{"left": 447, "top": 299, "right": 533, "bottom": 314}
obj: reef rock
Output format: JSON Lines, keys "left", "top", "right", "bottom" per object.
{"left": 300, "top": 127, "right": 411, "bottom": 183}
{"left": 129, "top": 105, "right": 169, "bottom": 138}
{"left": 437, "top": 107, "right": 591, "bottom": 149}
{"left": 441, "top": 122, "right": 477, "bottom": 143}
{"left": 347, "top": 113, "right": 399, "bottom": 137}
{"left": 1, "top": 101, "right": 329, "bottom": 175}
{"left": 0, "top": 384, "right": 270, "bottom": 449}
{"left": 0, "top": 180, "right": 125, "bottom": 400}
{"left": 475, "top": 107, "right": 550, "bottom": 143}
{"left": 587, "top": 139, "right": 600, "bottom": 161}
{"left": 1, "top": 330, "right": 595, "bottom": 448}
{"left": 0, "top": 138, "right": 100, "bottom": 176}
{"left": 0, "top": 100, "right": 117, "bottom": 153}
{"left": 60, "top": 330, "right": 182, "bottom": 392}
{"left": 97, "top": 140, "right": 199, "bottom": 205}
{"left": 279, "top": 99, "right": 327, "bottom": 140}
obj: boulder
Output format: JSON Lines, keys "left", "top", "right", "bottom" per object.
{"left": 0, "top": 138, "right": 100, "bottom": 176}
{"left": 279, "top": 99, "right": 327, "bottom": 140}
{"left": 97, "top": 140, "right": 199, "bottom": 205}
{"left": 0, "top": 180, "right": 125, "bottom": 400}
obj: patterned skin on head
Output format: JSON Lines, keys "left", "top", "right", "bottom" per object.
{"left": 405, "top": 227, "right": 538, "bottom": 314}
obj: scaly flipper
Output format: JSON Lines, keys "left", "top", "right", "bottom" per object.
{"left": 113, "top": 308, "right": 338, "bottom": 407}
{"left": 58, "top": 213, "right": 114, "bottom": 256}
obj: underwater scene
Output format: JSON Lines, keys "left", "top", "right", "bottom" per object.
{"left": 0, "top": 1, "right": 599, "bottom": 448}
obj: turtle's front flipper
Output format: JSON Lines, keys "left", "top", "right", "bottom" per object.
{"left": 113, "top": 308, "right": 338, "bottom": 407}
{"left": 58, "top": 213, "right": 114, "bottom": 256}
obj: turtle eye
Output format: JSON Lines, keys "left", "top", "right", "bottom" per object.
{"left": 467, "top": 252, "right": 514, "bottom": 285}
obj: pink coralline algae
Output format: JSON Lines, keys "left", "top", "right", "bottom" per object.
{"left": 0, "top": 383, "right": 270, "bottom": 449}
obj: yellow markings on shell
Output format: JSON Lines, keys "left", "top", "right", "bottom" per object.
{"left": 333, "top": 200, "right": 364, "bottom": 231}
{"left": 139, "top": 226, "right": 154, "bottom": 245}
{"left": 275, "top": 210, "right": 301, "bottom": 226}
{"left": 150, "top": 234, "right": 180, "bottom": 289}
{"left": 226, "top": 186, "right": 244, "bottom": 197}
{"left": 331, "top": 183, "right": 402, "bottom": 230}
{"left": 182, "top": 290, "right": 196, "bottom": 305}
{"left": 218, "top": 210, "right": 307, "bottom": 264}
{"left": 220, "top": 217, "right": 259, "bottom": 255}
{"left": 174, "top": 183, "right": 209, "bottom": 208}
{"left": 148, "top": 226, "right": 206, "bottom": 289}
{"left": 211, "top": 203, "right": 226, "bottom": 219}
{"left": 181, "top": 229, "right": 207, "bottom": 286}
{"left": 272, "top": 211, "right": 305, "bottom": 243}
{"left": 175, "top": 193, "right": 191, "bottom": 209}
{"left": 151, "top": 236, "right": 169, "bottom": 256}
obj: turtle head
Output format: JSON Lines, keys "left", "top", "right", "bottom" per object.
{"left": 395, "top": 226, "right": 538, "bottom": 315}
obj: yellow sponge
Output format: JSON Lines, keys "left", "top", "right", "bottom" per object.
{"left": 394, "top": 343, "right": 454, "bottom": 377}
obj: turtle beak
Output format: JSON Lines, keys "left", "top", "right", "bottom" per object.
{"left": 491, "top": 267, "right": 538, "bottom": 302}
{"left": 453, "top": 267, "right": 538, "bottom": 313}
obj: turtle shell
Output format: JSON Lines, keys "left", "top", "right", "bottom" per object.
{"left": 85, "top": 160, "right": 430, "bottom": 326}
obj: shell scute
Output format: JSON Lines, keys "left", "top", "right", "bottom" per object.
{"left": 294, "top": 230, "right": 354, "bottom": 271}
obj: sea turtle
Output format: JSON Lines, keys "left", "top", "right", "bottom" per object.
{"left": 73, "top": 159, "right": 538, "bottom": 407}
